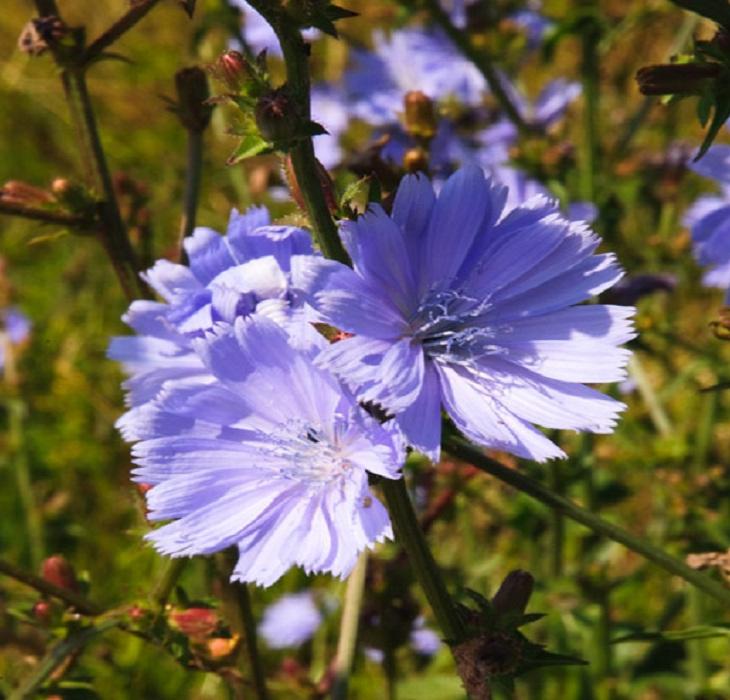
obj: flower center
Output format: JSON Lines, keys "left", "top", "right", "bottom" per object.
{"left": 269, "top": 419, "right": 352, "bottom": 484}
{"left": 408, "top": 288, "right": 506, "bottom": 364}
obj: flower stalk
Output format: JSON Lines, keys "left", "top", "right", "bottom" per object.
{"left": 331, "top": 552, "right": 369, "bottom": 700}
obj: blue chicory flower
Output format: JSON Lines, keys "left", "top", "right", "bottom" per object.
{"left": 259, "top": 591, "right": 323, "bottom": 648}
{"left": 0, "top": 307, "right": 31, "bottom": 371}
{"left": 127, "top": 316, "right": 402, "bottom": 586}
{"left": 345, "top": 28, "right": 486, "bottom": 126}
{"left": 409, "top": 617, "right": 441, "bottom": 656}
{"left": 294, "top": 166, "right": 634, "bottom": 461}
{"left": 108, "top": 206, "right": 317, "bottom": 411}
{"left": 684, "top": 144, "right": 730, "bottom": 297}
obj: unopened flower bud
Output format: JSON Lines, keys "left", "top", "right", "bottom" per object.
{"left": 636, "top": 62, "right": 722, "bottom": 96}
{"left": 41, "top": 555, "right": 78, "bottom": 592}
{"left": 403, "top": 147, "right": 429, "bottom": 174}
{"left": 255, "top": 88, "right": 297, "bottom": 142}
{"left": 18, "top": 16, "right": 67, "bottom": 56}
{"left": 491, "top": 569, "right": 534, "bottom": 618}
{"left": 404, "top": 91, "right": 437, "bottom": 140}
{"left": 33, "top": 599, "right": 53, "bottom": 623}
{"left": 170, "top": 607, "right": 219, "bottom": 641}
{"left": 174, "top": 67, "right": 212, "bottom": 132}
{"left": 284, "top": 154, "right": 338, "bottom": 213}
{"left": 209, "top": 50, "right": 250, "bottom": 92}
{"left": 0, "top": 180, "right": 53, "bottom": 206}
{"left": 207, "top": 636, "right": 239, "bottom": 659}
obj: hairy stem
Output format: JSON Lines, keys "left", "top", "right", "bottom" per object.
{"left": 331, "top": 552, "right": 368, "bottom": 700}
{"left": 245, "top": 1, "right": 350, "bottom": 264}
{"left": 445, "top": 437, "right": 730, "bottom": 607}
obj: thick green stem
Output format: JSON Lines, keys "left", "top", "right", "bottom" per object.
{"left": 445, "top": 437, "right": 730, "bottom": 607}
{"left": 416, "top": 0, "right": 531, "bottom": 135}
{"left": 382, "top": 479, "right": 466, "bottom": 643}
{"left": 331, "top": 552, "right": 368, "bottom": 700}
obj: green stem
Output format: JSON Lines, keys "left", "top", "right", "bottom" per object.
{"left": 629, "top": 354, "right": 673, "bottom": 437}
{"left": 382, "top": 479, "right": 466, "bottom": 643}
{"left": 217, "top": 551, "right": 269, "bottom": 700}
{"left": 62, "top": 67, "right": 144, "bottom": 302}
{"left": 8, "top": 399, "right": 44, "bottom": 570}
{"left": 416, "top": 0, "right": 531, "bottom": 135}
{"left": 595, "top": 589, "right": 615, "bottom": 700}
{"left": 445, "top": 436, "right": 730, "bottom": 607}
{"left": 547, "top": 460, "right": 564, "bottom": 578}
{"left": 0, "top": 558, "right": 102, "bottom": 615}
{"left": 579, "top": 7, "right": 601, "bottom": 204}
{"left": 150, "top": 558, "right": 187, "bottom": 611}
{"left": 80, "top": 0, "right": 164, "bottom": 66}
{"left": 179, "top": 129, "right": 204, "bottom": 253}
{"left": 0, "top": 201, "right": 92, "bottom": 229}
{"left": 331, "top": 552, "right": 368, "bottom": 700}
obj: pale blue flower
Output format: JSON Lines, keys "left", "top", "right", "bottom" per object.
{"left": 108, "top": 207, "right": 316, "bottom": 412}
{"left": 294, "top": 166, "right": 634, "bottom": 461}
{"left": 259, "top": 591, "right": 323, "bottom": 648}
{"left": 128, "top": 316, "right": 402, "bottom": 586}
{"left": 684, "top": 144, "right": 730, "bottom": 297}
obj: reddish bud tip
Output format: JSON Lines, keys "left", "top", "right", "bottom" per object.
{"left": 41, "top": 555, "right": 78, "bottom": 592}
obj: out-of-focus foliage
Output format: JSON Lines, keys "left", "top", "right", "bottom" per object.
{"left": 1, "top": 0, "right": 730, "bottom": 698}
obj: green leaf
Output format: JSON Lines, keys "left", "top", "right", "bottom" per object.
{"left": 670, "top": 0, "right": 730, "bottom": 29}
{"left": 697, "top": 89, "right": 714, "bottom": 126}
{"left": 227, "top": 132, "right": 272, "bottom": 164}
{"left": 695, "top": 90, "right": 730, "bottom": 160}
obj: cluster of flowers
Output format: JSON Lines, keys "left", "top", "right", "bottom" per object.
{"left": 110, "top": 166, "right": 635, "bottom": 586}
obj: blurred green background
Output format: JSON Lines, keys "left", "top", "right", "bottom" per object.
{"left": 1, "top": 0, "right": 730, "bottom": 698}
